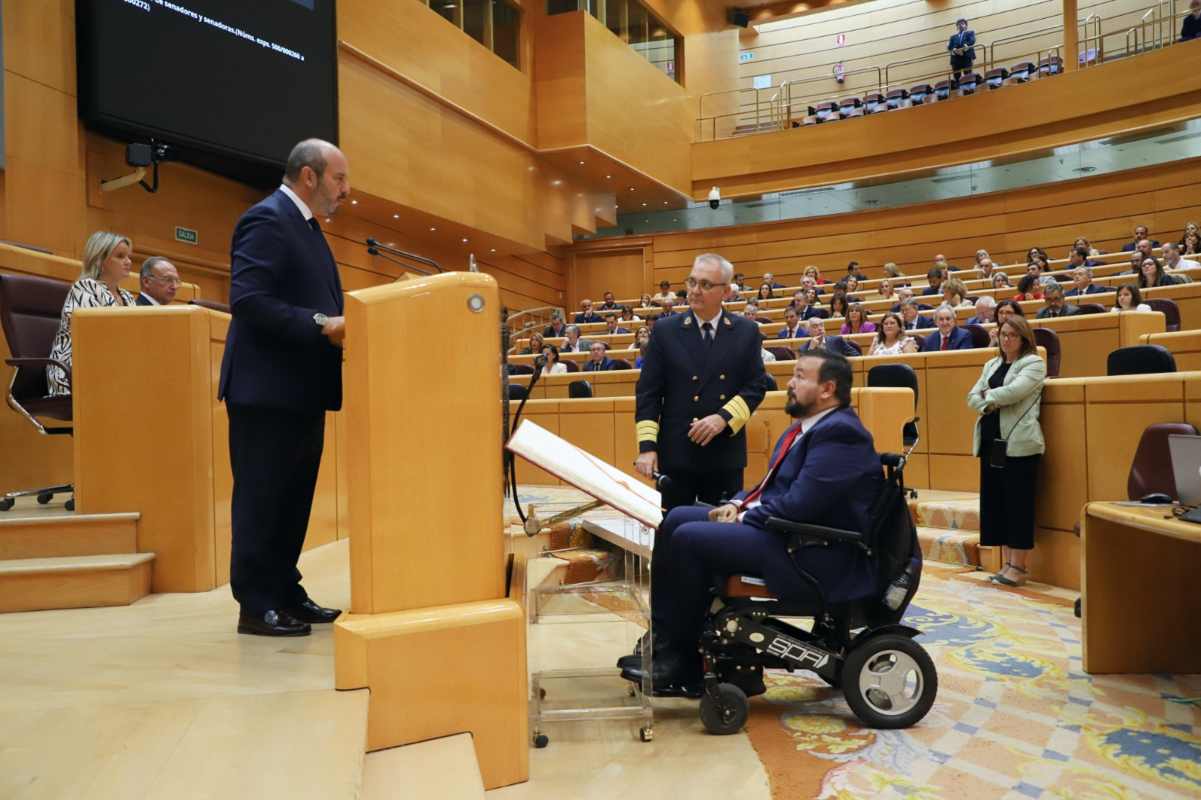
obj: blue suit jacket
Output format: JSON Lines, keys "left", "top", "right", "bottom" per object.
{"left": 948, "top": 30, "right": 976, "bottom": 60}
{"left": 218, "top": 190, "right": 344, "bottom": 412}
{"left": 923, "top": 326, "right": 972, "bottom": 351}
{"left": 582, "top": 358, "right": 617, "bottom": 372}
{"left": 799, "top": 335, "right": 859, "bottom": 357}
{"left": 734, "top": 407, "right": 880, "bottom": 601}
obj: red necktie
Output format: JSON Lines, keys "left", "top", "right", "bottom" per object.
{"left": 940, "top": 336, "right": 948, "bottom": 351}
{"left": 739, "top": 424, "right": 803, "bottom": 509}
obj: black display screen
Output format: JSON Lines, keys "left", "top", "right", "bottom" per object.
{"left": 76, "top": 0, "right": 337, "bottom": 185}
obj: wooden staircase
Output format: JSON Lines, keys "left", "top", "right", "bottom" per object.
{"left": 0, "top": 502, "right": 152, "bottom": 612}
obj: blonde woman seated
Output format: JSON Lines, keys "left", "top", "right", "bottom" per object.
{"left": 47, "top": 231, "right": 137, "bottom": 397}
{"left": 941, "top": 277, "right": 976, "bottom": 309}
{"left": 868, "top": 312, "right": 919, "bottom": 355}
{"left": 882, "top": 262, "right": 903, "bottom": 279}
{"left": 517, "top": 331, "right": 544, "bottom": 355}
{"left": 877, "top": 278, "right": 896, "bottom": 302}
{"left": 542, "top": 344, "right": 568, "bottom": 375}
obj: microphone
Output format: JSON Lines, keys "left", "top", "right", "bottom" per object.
{"left": 652, "top": 472, "right": 672, "bottom": 492}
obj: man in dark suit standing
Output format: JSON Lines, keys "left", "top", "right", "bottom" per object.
{"left": 923, "top": 305, "right": 973, "bottom": 351}
{"left": 635, "top": 253, "right": 768, "bottom": 511}
{"left": 948, "top": 18, "right": 976, "bottom": 81}
{"left": 621, "top": 351, "right": 881, "bottom": 694}
{"left": 219, "top": 139, "right": 348, "bottom": 637}
{"left": 136, "top": 257, "right": 180, "bottom": 306}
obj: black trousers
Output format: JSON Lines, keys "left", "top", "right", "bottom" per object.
{"left": 228, "top": 404, "right": 325, "bottom": 614}
{"left": 978, "top": 454, "right": 1040, "bottom": 550}
{"left": 951, "top": 56, "right": 973, "bottom": 80}
{"left": 651, "top": 467, "right": 742, "bottom": 633}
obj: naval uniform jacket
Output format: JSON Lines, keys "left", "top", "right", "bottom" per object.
{"left": 635, "top": 311, "right": 768, "bottom": 474}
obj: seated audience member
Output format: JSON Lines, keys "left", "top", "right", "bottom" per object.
{"left": 977, "top": 258, "right": 997, "bottom": 279}
{"left": 799, "top": 274, "right": 823, "bottom": 297}
{"left": 1139, "top": 256, "right": 1184, "bottom": 288}
{"left": 731, "top": 272, "right": 747, "bottom": 293}
{"left": 1035, "top": 282, "right": 1080, "bottom": 318}
{"left": 1178, "top": 221, "right": 1199, "bottom": 246}
{"left": 583, "top": 341, "right": 618, "bottom": 371}
{"left": 921, "top": 266, "right": 945, "bottom": 295}
{"left": 619, "top": 305, "right": 641, "bottom": 324}
{"left": 803, "top": 265, "right": 829, "bottom": 286}
{"left": 1185, "top": 0, "right": 1201, "bottom": 40}
{"left": 968, "top": 294, "right": 997, "bottom": 325}
{"left": 605, "top": 314, "right": 630, "bottom": 335}
{"left": 519, "top": 331, "right": 545, "bottom": 355}
{"left": 760, "top": 333, "right": 779, "bottom": 364}
{"left": 941, "top": 277, "right": 975, "bottom": 309}
{"left": 653, "top": 280, "right": 675, "bottom": 306}
{"left": 639, "top": 292, "right": 653, "bottom": 309}
{"left": 48, "top": 231, "right": 137, "bottom": 397}
{"left": 575, "top": 298, "right": 602, "bottom": 324}
{"left": 1135, "top": 238, "right": 1157, "bottom": 262}
{"left": 1014, "top": 274, "right": 1044, "bottom": 302}
{"left": 845, "top": 261, "right": 867, "bottom": 281}
{"left": 599, "top": 291, "right": 620, "bottom": 311}
{"left": 845, "top": 276, "right": 863, "bottom": 295}
{"left": 778, "top": 307, "right": 805, "bottom": 339}
{"left": 923, "top": 304, "right": 973, "bottom": 351}
{"left": 975, "top": 249, "right": 991, "bottom": 267}
{"left": 1163, "top": 242, "right": 1199, "bottom": 275}
{"left": 882, "top": 262, "right": 903, "bottom": 279}
{"left": 137, "top": 256, "right": 180, "bottom": 305}
{"left": 1123, "top": 250, "right": 1144, "bottom": 275}
{"left": 542, "top": 345, "right": 568, "bottom": 375}
{"left": 1026, "top": 247, "right": 1048, "bottom": 264}
{"left": 890, "top": 285, "right": 915, "bottom": 312}
{"left": 988, "top": 299, "right": 1026, "bottom": 345}
{"left": 840, "top": 303, "right": 876, "bottom": 335}
{"left": 877, "top": 278, "right": 896, "bottom": 302}
{"left": 1121, "top": 224, "right": 1159, "bottom": 251}
{"left": 800, "top": 288, "right": 824, "bottom": 319}
{"left": 968, "top": 314, "right": 1047, "bottom": 589}
{"left": 757, "top": 283, "right": 775, "bottom": 301}
{"left": 1184, "top": 232, "right": 1201, "bottom": 255}
{"left": 1113, "top": 283, "right": 1152, "bottom": 312}
{"left": 561, "top": 324, "right": 589, "bottom": 353}
{"left": 633, "top": 326, "right": 652, "bottom": 367}
{"left": 620, "top": 350, "right": 880, "bottom": 694}
{"left": 742, "top": 302, "right": 763, "bottom": 321}
{"left": 544, "top": 312, "right": 567, "bottom": 338}
{"left": 658, "top": 295, "right": 678, "bottom": 318}
{"left": 798, "top": 316, "right": 859, "bottom": 357}
{"left": 828, "top": 291, "right": 850, "bottom": 319}
{"left": 869, "top": 312, "right": 919, "bottom": 355}
{"left": 899, "top": 298, "right": 934, "bottom": 331}
{"left": 763, "top": 271, "right": 785, "bottom": 289}
{"left": 787, "top": 289, "right": 807, "bottom": 310}
{"left": 933, "top": 253, "right": 959, "bottom": 272}
{"left": 1065, "top": 246, "right": 1091, "bottom": 272}
{"left": 1027, "top": 258, "right": 1057, "bottom": 287}
{"left": 992, "top": 271, "right": 1012, "bottom": 289}
{"left": 1064, "top": 266, "right": 1104, "bottom": 296}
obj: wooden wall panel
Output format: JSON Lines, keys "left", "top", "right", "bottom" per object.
{"left": 571, "top": 156, "right": 1201, "bottom": 290}
{"left": 570, "top": 249, "right": 647, "bottom": 307}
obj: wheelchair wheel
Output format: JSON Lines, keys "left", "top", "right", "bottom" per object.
{"left": 841, "top": 634, "right": 936, "bottom": 729}
{"left": 0, "top": 498, "right": 13, "bottom": 511}
{"left": 699, "top": 683, "right": 748, "bottom": 735}
{"left": 36, "top": 492, "right": 53, "bottom": 505}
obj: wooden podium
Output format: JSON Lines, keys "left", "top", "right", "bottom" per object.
{"left": 331, "top": 273, "right": 528, "bottom": 789}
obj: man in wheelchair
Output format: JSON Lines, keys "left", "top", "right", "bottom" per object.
{"left": 620, "top": 349, "right": 936, "bottom": 732}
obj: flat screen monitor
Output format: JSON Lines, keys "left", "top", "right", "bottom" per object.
{"left": 76, "top": 0, "right": 338, "bottom": 186}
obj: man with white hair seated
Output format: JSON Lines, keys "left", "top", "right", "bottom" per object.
{"left": 967, "top": 294, "right": 997, "bottom": 325}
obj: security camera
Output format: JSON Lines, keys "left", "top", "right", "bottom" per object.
{"left": 708, "top": 186, "right": 721, "bottom": 210}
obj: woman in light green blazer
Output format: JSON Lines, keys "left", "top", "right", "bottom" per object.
{"left": 966, "top": 315, "right": 1046, "bottom": 586}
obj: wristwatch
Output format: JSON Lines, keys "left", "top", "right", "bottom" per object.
{"left": 313, "top": 312, "right": 329, "bottom": 328}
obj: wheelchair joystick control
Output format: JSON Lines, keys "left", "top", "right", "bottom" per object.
{"left": 882, "top": 572, "right": 910, "bottom": 611}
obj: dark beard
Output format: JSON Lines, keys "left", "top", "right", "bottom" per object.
{"left": 784, "top": 392, "right": 810, "bottom": 418}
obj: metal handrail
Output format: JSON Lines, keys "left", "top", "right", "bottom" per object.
{"left": 883, "top": 45, "right": 985, "bottom": 87}
{"left": 986, "top": 25, "right": 1062, "bottom": 70}
{"left": 1081, "top": 13, "right": 1103, "bottom": 65}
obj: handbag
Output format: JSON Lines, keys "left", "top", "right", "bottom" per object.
{"left": 988, "top": 383, "right": 1042, "bottom": 470}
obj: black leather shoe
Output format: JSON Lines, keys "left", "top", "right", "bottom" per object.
{"left": 238, "top": 609, "right": 311, "bottom": 637}
{"left": 619, "top": 648, "right": 703, "bottom": 698}
{"left": 615, "top": 632, "right": 652, "bottom": 670}
{"left": 286, "top": 599, "right": 342, "bottom": 624}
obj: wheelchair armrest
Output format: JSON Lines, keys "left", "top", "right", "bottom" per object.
{"left": 764, "top": 516, "right": 866, "bottom": 548}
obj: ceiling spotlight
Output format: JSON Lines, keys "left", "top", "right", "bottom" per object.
{"left": 605, "top": 174, "right": 611, "bottom": 179}
{"left": 324, "top": 218, "right": 331, "bottom": 224}
{"left": 628, "top": 187, "right": 635, "bottom": 191}
{"left": 429, "top": 226, "right": 437, "bottom": 232}
{"left": 551, "top": 179, "right": 562, "bottom": 186}
{"left": 641, "top": 202, "right": 647, "bottom": 207}
{"left": 461, "top": 237, "right": 469, "bottom": 243}
{"left": 350, "top": 199, "right": 358, "bottom": 205}
{"left": 392, "top": 213, "right": 399, "bottom": 219}
{"left": 663, "top": 201, "right": 669, "bottom": 206}
{"left": 490, "top": 248, "right": 496, "bottom": 252}
{"left": 578, "top": 160, "right": 585, "bottom": 166}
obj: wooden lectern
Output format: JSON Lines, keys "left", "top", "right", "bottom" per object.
{"left": 332, "top": 273, "right": 529, "bottom": 789}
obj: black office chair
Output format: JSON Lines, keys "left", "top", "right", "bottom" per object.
{"left": 507, "top": 384, "right": 528, "bottom": 400}
{"left": 964, "top": 324, "right": 991, "bottom": 348}
{"left": 0, "top": 273, "right": 75, "bottom": 511}
{"left": 568, "top": 380, "right": 593, "bottom": 399}
{"left": 985, "top": 67, "right": 1009, "bottom": 89}
{"left": 609, "top": 359, "right": 632, "bottom": 370}
{"left": 885, "top": 88, "right": 909, "bottom": 109}
{"left": 507, "top": 363, "right": 534, "bottom": 375}
{"left": 1106, "top": 345, "right": 1176, "bottom": 376}
{"left": 1076, "top": 303, "right": 1107, "bottom": 315}
{"left": 768, "top": 347, "right": 794, "bottom": 361}
{"left": 564, "top": 360, "right": 580, "bottom": 373}
{"left": 1031, "top": 328, "right": 1062, "bottom": 378}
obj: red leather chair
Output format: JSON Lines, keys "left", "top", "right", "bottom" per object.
{"left": 1127, "top": 422, "right": 1200, "bottom": 500}
{"left": 0, "top": 273, "right": 75, "bottom": 511}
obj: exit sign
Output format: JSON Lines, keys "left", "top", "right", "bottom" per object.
{"left": 174, "top": 226, "right": 198, "bottom": 246}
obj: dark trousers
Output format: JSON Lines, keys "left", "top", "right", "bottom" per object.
{"left": 951, "top": 56, "right": 973, "bottom": 81}
{"left": 659, "top": 467, "right": 743, "bottom": 512}
{"left": 978, "top": 454, "right": 1040, "bottom": 550}
{"left": 228, "top": 404, "right": 325, "bottom": 614}
{"left": 653, "top": 507, "right": 813, "bottom": 650}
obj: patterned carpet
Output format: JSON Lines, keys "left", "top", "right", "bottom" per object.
{"left": 508, "top": 487, "right": 1201, "bottom": 799}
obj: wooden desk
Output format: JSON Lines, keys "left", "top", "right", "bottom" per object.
{"left": 1081, "top": 502, "right": 1201, "bottom": 674}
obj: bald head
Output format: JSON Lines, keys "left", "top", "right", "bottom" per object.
{"left": 283, "top": 138, "right": 349, "bottom": 217}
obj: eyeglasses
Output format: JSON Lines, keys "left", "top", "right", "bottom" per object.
{"left": 152, "top": 276, "right": 182, "bottom": 286}
{"left": 685, "top": 277, "right": 729, "bottom": 292}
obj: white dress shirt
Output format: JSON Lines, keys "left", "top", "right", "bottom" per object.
{"left": 278, "top": 183, "right": 314, "bottom": 222}
{"left": 739, "top": 406, "right": 838, "bottom": 519}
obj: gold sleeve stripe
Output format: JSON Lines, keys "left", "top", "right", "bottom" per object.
{"left": 722, "top": 396, "right": 751, "bottom": 434}
{"left": 636, "top": 420, "right": 660, "bottom": 443}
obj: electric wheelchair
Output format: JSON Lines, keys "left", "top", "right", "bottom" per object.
{"left": 696, "top": 450, "right": 937, "bottom": 735}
